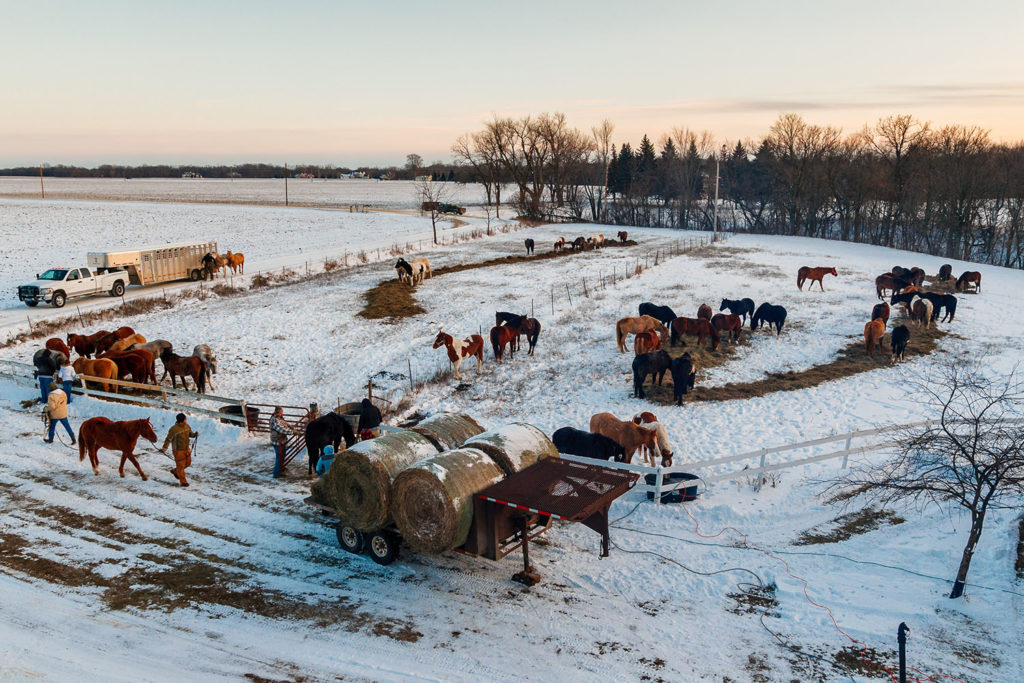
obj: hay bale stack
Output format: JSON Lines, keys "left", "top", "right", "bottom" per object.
{"left": 314, "top": 430, "right": 441, "bottom": 531}
{"left": 462, "top": 422, "right": 559, "bottom": 475}
{"left": 390, "top": 447, "right": 506, "bottom": 554}
{"left": 410, "top": 413, "right": 485, "bottom": 451}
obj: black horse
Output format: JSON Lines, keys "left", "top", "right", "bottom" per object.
{"left": 750, "top": 303, "right": 787, "bottom": 336}
{"left": 495, "top": 311, "right": 527, "bottom": 328}
{"left": 921, "top": 292, "right": 957, "bottom": 322}
{"left": 524, "top": 238, "right": 535, "bottom": 255}
{"left": 395, "top": 258, "right": 413, "bottom": 283}
{"left": 305, "top": 412, "right": 356, "bottom": 475}
{"left": 891, "top": 325, "right": 910, "bottom": 362}
{"left": 671, "top": 354, "right": 696, "bottom": 405}
{"left": 632, "top": 350, "right": 672, "bottom": 399}
{"left": 720, "top": 298, "right": 756, "bottom": 322}
{"left": 938, "top": 264, "right": 953, "bottom": 282}
{"left": 515, "top": 317, "right": 542, "bottom": 355}
{"left": 889, "top": 291, "right": 917, "bottom": 309}
{"left": 571, "top": 236, "right": 586, "bottom": 251}
{"left": 552, "top": 427, "right": 625, "bottom": 462}
{"left": 638, "top": 302, "right": 677, "bottom": 326}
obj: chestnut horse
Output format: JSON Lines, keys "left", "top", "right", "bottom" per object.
{"left": 78, "top": 416, "right": 158, "bottom": 480}
{"left": 46, "top": 337, "right": 72, "bottom": 358}
{"left": 956, "top": 271, "right": 981, "bottom": 293}
{"left": 72, "top": 358, "right": 119, "bottom": 393}
{"left": 589, "top": 413, "right": 661, "bottom": 465}
{"left": 864, "top": 318, "right": 885, "bottom": 357}
{"left": 616, "top": 316, "right": 668, "bottom": 353}
{"left": 160, "top": 349, "right": 207, "bottom": 393}
{"left": 226, "top": 250, "right": 245, "bottom": 274}
{"left": 696, "top": 303, "right": 712, "bottom": 321}
{"left": 875, "top": 273, "right": 911, "bottom": 299}
{"left": 108, "top": 334, "right": 147, "bottom": 353}
{"left": 490, "top": 325, "right": 518, "bottom": 363}
{"left": 871, "top": 302, "right": 890, "bottom": 326}
{"left": 633, "top": 330, "right": 662, "bottom": 355}
{"left": 671, "top": 317, "right": 720, "bottom": 350}
{"left": 99, "top": 349, "right": 157, "bottom": 385}
{"left": 515, "top": 317, "right": 542, "bottom": 356}
{"left": 67, "top": 330, "right": 111, "bottom": 358}
{"left": 710, "top": 313, "right": 742, "bottom": 342}
{"left": 797, "top": 266, "right": 838, "bottom": 291}
{"left": 617, "top": 231, "right": 628, "bottom": 243}
{"left": 433, "top": 331, "right": 484, "bottom": 380}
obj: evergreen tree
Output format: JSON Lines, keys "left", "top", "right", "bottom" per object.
{"left": 615, "top": 143, "right": 635, "bottom": 195}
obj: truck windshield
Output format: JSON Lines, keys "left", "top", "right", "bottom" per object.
{"left": 39, "top": 269, "right": 68, "bottom": 281}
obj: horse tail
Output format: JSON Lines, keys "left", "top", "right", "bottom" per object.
{"left": 490, "top": 326, "right": 501, "bottom": 359}
{"left": 197, "top": 362, "right": 207, "bottom": 394}
{"left": 797, "top": 271, "right": 804, "bottom": 289}
{"left": 78, "top": 424, "right": 87, "bottom": 461}
{"left": 529, "top": 320, "right": 541, "bottom": 347}
{"left": 616, "top": 321, "right": 625, "bottom": 352}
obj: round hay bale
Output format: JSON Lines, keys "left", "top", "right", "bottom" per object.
{"left": 317, "top": 430, "right": 441, "bottom": 531}
{"left": 462, "top": 423, "right": 559, "bottom": 475}
{"left": 390, "top": 447, "right": 505, "bottom": 554}
{"left": 409, "top": 413, "right": 484, "bottom": 451}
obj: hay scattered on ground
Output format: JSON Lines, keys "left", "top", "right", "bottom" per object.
{"left": 794, "top": 508, "right": 905, "bottom": 546}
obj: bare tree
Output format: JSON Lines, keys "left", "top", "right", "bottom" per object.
{"left": 416, "top": 179, "right": 453, "bottom": 245}
{"left": 831, "top": 358, "right": 1024, "bottom": 598}
{"left": 405, "top": 154, "right": 423, "bottom": 176}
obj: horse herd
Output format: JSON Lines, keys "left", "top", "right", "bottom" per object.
{"left": 42, "top": 328, "right": 218, "bottom": 394}
{"left": 394, "top": 257, "right": 433, "bottom": 286}
{"left": 431, "top": 312, "right": 542, "bottom": 380}
{"left": 553, "top": 410, "right": 673, "bottom": 468}
{"left": 201, "top": 250, "right": 245, "bottom": 279}
{"left": 545, "top": 231, "right": 628, "bottom": 255}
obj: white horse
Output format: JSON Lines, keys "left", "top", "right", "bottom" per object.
{"left": 191, "top": 344, "right": 218, "bottom": 391}
{"left": 909, "top": 296, "right": 934, "bottom": 329}
{"left": 411, "top": 257, "right": 432, "bottom": 285}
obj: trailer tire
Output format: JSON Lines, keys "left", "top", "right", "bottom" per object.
{"left": 367, "top": 530, "right": 399, "bottom": 565}
{"left": 51, "top": 291, "right": 66, "bottom": 308}
{"left": 189, "top": 269, "right": 202, "bottom": 282}
{"left": 336, "top": 524, "right": 365, "bottom": 554}
{"left": 110, "top": 281, "right": 125, "bottom": 297}
{"left": 25, "top": 301, "right": 38, "bottom": 307}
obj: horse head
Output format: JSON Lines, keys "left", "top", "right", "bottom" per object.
{"left": 830, "top": 268, "right": 838, "bottom": 277}
{"left": 432, "top": 331, "right": 448, "bottom": 349}
{"left": 140, "top": 418, "right": 158, "bottom": 443}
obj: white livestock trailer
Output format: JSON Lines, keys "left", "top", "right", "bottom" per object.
{"left": 87, "top": 241, "right": 218, "bottom": 286}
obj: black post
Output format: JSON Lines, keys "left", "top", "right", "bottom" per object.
{"left": 897, "top": 622, "right": 909, "bottom": 683}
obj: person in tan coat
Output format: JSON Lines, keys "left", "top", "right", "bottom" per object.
{"left": 159, "top": 413, "right": 198, "bottom": 487}
{"left": 43, "top": 382, "right": 75, "bottom": 444}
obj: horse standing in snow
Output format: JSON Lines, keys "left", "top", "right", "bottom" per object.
{"left": 395, "top": 258, "right": 413, "bottom": 284}
{"left": 797, "top": 266, "right": 838, "bottom": 291}
{"left": 524, "top": 238, "right": 535, "bottom": 255}
{"left": 433, "top": 331, "right": 484, "bottom": 380}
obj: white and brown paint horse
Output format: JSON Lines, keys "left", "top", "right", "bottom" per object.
{"left": 433, "top": 331, "right": 484, "bottom": 380}
{"left": 411, "top": 257, "right": 432, "bottom": 285}
{"left": 633, "top": 411, "right": 673, "bottom": 466}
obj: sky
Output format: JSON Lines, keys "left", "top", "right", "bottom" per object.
{"left": 2, "top": 0, "right": 1023, "bottom": 166}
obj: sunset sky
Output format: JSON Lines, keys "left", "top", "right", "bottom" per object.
{"left": 3, "top": 0, "right": 1022, "bottom": 166}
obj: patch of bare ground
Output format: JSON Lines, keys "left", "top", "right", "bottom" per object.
{"left": 794, "top": 508, "right": 905, "bottom": 546}
{"left": 640, "top": 323, "right": 948, "bottom": 406}
{"left": 0, "top": 531, "right": 103, "bottom": 587}
{"left": 727, "top": 583, "right": 779, "bottom": 617}
{"left": 744, "top": 653, "right": 772, "bottom": 682}
{"left": 833, "top": 645, "right": 893, "bottom": 679}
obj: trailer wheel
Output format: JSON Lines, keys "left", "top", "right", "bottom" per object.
{"left": 25, "top": 301, "right": 38, "bottom": 307}
{"left": 336, "top": 524, "right": 365, "bottom": 554}
{"left": 189, "top": 269, "right": 202, "bottom": 282}
{"left": 367, "top": 530, "right": 399, "bottom": 565}
{"left": 110, "top": 281, "right": 125, "bottom": 297}
{"left": 51, "top": 291, "right": 66, "bottom": 308}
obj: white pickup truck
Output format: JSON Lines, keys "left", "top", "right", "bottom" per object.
{"left": 17, "top": 267, "right": 130, "bottom": 308}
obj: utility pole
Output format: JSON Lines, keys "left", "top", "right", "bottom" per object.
{"left": 39, "top": 165, "right": 44, "bottom": 199}
{"left": 712, "top": 148, "right": 720, "bottom": 242}
{"left": 284, "top": 163, "right": 289, "bottom": 206}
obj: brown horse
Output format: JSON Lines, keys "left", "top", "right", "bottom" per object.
{"left": 617, "top": 231, "right": 628, "bottom": 243}
{"left": 46, "top": 337, "right": 72, "bottom": 358}
{"left": 78, "top": 417, "right": 158, "bottom": 480}
{"left": 100, "top": 349, "right": 157, "bottom": 385}
{"left": 710, "top": 313, "right": 742, "bottom": 342}
{"left": 938, "top": 264, "right": 953, "bottom": 282}
{"left": 671, "top": 317, "right": 720, "bottom": 350}
{"left": 72, "top": 358, "right": 119, "bottom": 393}
{"left": 433, "top": 331, "right": 485, "bottom": 380}
{"left": 108, "top": 334, "right": 147, "bottom": 353}
{"left": 956, "top": 271, "right": 981, "bottom": 293}
{"left": 634, "top": 330, "right": 662, "bottom": 355}
{"left": 514, "top": 317, "right": 542, "bottom": 356}
{"left": 589, "top": 413, "right": 661, "bottom": 465}
{"left": 226, "top": 250, "right": 245, "bottom": 274}
{"left": 907, "top": 267, "right": 925, "bottom": 287}
{"left": 160, "top": 349, "right": 207, "bottom": 393}
{"left": 616, "top": 316, "right": 668, "bottom": 353}
{"left": 797, "top": 266, "right": 838, "bottom": 291}
{"left": 910, "top": 297, "right": 933, "bottom": 328}
{"left": 553, "top": 237, "right": 566, "bottom": 252}
{"left": 696, "top": 303, "right": 712, "bottom": 321}
{"left": 864, "top": 318, "right": 885, "bottom": 357}
{"left": 875, "top": 273, "right": 910, "bottom": 299}
{"left": 871, "top": 302, "right": 890, "bottom": 326}
{"left": 67, "top": 330, "right": 111, "bottom": 358}
{"left": 490, "top": 325, "right": 518, "bottom": 363}
{"left": 112, "top": 326, "right": 135, "bottom": 339}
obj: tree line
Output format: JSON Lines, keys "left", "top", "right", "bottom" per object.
{"left": 454, "top": 113, "right": 1024, "bottom": 269}
{"left": 0, "top": 162, "right": 467, "bottom": 182}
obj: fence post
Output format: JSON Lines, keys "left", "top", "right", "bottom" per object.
{"left": 841, "top": 436, "right": 853, "bottom": 469}
{"left": 757, "top": 449, "right": 768, "bottom": 490}
{"left": 655, "top": 466, "right": 664, "bottom": 504}
{"left": 408, "top": 358, "right": 413, "bottom": 392}
{"left": 550, "top": 287, "right": 555, "bottom": 315}
{"left": 565, "top": 283, "right": 573, "bottom": 308}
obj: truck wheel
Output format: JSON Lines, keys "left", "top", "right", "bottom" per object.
{"left": 110, "top": 281, "right": 125, "bottom": 297}
{"left": 190, "top": 269, "right": 202, "bottom": 282}
{"left": 336, "top": 524, "right": 365, "bottom": 554}
{"left": 25, "top": 301, "right": 38, "bottom": 307}
{"left": 51, "top": 291, "right": 66, "bottom": 308}
{"left": 366, "top": 530, "right": 399, "bottom": 565}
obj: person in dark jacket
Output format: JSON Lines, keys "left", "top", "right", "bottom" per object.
{"left": 33, "top": 348, "right": 66, "bottom": 403}
{"left": 159, "top": 413, "right": 198, "bottom": 486}
{"left": 357, "top": 398, "right": 382, "bottom": 440}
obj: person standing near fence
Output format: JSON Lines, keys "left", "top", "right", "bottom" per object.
{"left": 56, "top": 358, "right": 78, "bottom": 404}
{"left": 160, "top": 413, "right": 197, "bottom": 487}
{"left": 33, "top": 348, "right": 65, "bottom": 404}
{"left": 43, "top": 381, "right": 75, "bottom": 444}
{"left": 270, "top": 406, "right": 300, "bottom": 478}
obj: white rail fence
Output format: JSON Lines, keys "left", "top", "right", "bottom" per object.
{"left": 0, "top": 359, "right": 249, "bottom": 426}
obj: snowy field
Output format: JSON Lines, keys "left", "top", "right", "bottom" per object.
{"left": 0, "top": 177, "right": 487, "bottom": 209}
{"left": 1, "top": 200, "right": 1022, "bottom": 682}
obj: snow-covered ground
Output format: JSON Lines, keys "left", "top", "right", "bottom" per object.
{"left": 0, "top": 177, "right": 486, "bottom": 209}
{"left": 1, "top": 199, "right": 1022, "bottom": 682}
